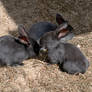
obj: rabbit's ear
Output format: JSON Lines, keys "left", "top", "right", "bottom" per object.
{"left": 18, "top": 25, "right": 28, "bottom": 37}
{"left": 18, "top": 25, "right": 30, "bottom": 45}
{"left": 56, "top": 23, "right": 69, "bottom": 39}
{"left": 56, "top": 13, "right": 66, "bottom": 25}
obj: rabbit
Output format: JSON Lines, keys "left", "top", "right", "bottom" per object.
{"left": 27, "top": 13, "right": 73, "bottom": 43}
{"left": 39, "top": 23, "right": 89, "bottom": 74}
{"left": 0, "top": 25, "right": 40, "bottom": 66}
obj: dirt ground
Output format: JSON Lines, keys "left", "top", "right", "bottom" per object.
{"left": 0, "top": 0, "right": 92, "bottom": 92}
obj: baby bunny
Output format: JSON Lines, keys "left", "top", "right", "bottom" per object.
{"left": 0, "top": 25, "right": 40, "bottom": 66}
{"left": 27, "top": 13, "right": 73, "bottom": 43}
{"left": 40, "top": 23, "right": 89, "bottom": 74}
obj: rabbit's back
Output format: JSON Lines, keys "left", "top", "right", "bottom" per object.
{"left": 64, "top": 43, "right": 88, "bottom": 62}
{"left": 63, "top": 43, "right": 89, "bottom": 72}
{"left": 28, "top": 22, "right": 57, "bottom": 41}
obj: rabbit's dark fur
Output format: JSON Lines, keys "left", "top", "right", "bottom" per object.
{"left": 0, "top": 26, "right": 40, "bottom": 66}
{"left": 27, "top": 13, "right": 73, "bottom": 43}
{"left": 28, "top": 22, "right": 57, "bottom": 43}
{"left": 40, "top": 23, "right": 89, "bottom": 74}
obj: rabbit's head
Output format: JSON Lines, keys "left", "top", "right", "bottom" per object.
{"left": 40, "top": 22, "right": 74, "bottom": 52}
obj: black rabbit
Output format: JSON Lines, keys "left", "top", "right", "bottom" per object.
{"left": 0, "top": 25, "right": 40, "bottom": 66}
{"left": 27, "top": 13, "right": 73, "bottom": 43}
{"left": 40, "top": 23, "right": 89, "bottom": 74}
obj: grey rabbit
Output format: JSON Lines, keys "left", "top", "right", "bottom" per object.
{"left": 0, "top": 25, "right": 40, "bottom": 66}
{"left": 40, "top": 23, "right": 89, "bottom": 74}
{"left": 27, "top": 13, "right": 73, "bottom": 43}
